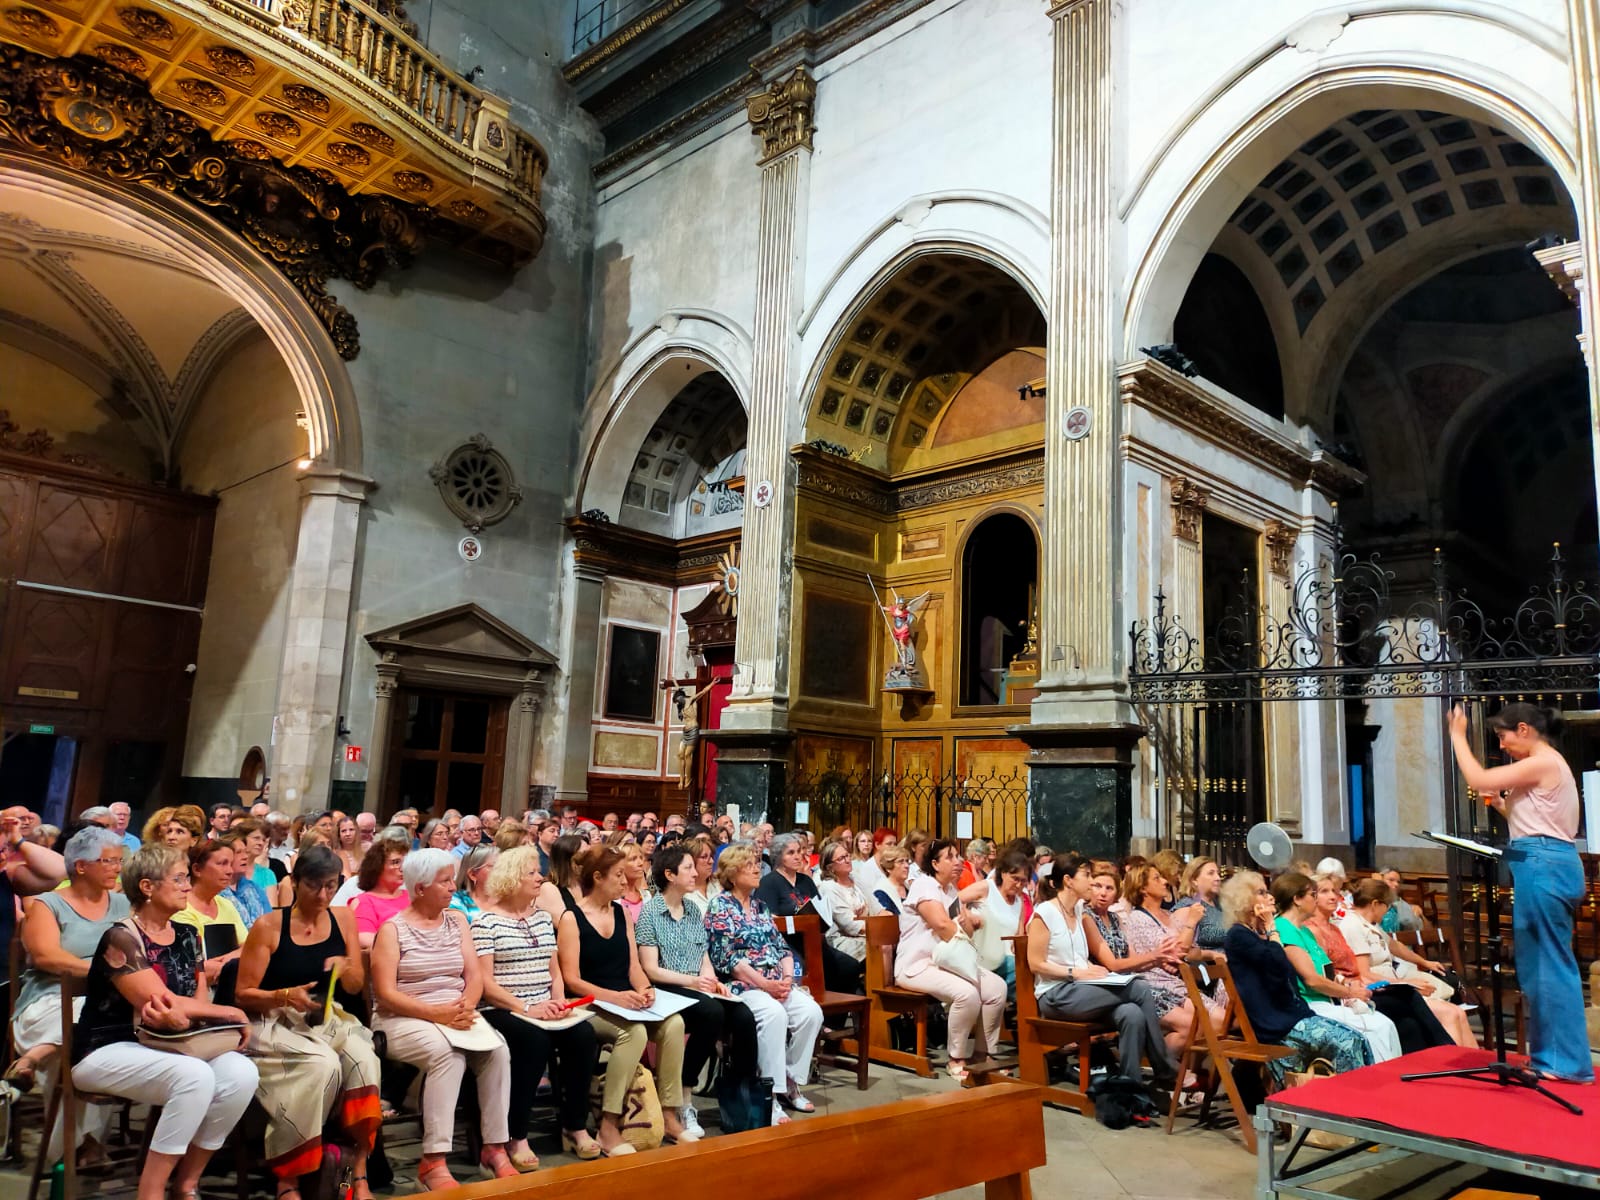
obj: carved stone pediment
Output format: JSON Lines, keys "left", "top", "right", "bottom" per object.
{"left": 366, "top": 603, "right": 557, "bottom": 693}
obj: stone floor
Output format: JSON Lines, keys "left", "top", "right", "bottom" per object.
{"left": 0, "top": 1060, "right": 1582, "bottom": 1199}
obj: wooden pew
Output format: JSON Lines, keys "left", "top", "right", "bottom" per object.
{"left": 861, "top": 913, "right": 935, "bottom": 1077}
{"left": 1001, "top": 932, "right": 1115, "bottom": 1115}
{"left": 436, "top": 1083, "right": 1046, "bottom": 1200}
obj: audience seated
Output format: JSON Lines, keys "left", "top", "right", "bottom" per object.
{"left": 1375, "top": 867, "right": 1424, "bottom": 933}
{"left": 141, "top": 805, "right": 205, "bottom": 851}
{"left": 815, "top": 837, "right": 872, "bottom": 962}
{"left": 173, "top": 841, "right": 249, "bottom": 990}
{"left": 1119, "top": 862, "right": 1214, "bottom": 1055}
{"left": 556, "top": 843, "right": 698, "bottom": 1153}
{"left": 617, "top": 843, "right": 649, "bottom": 923}
{"left": 636, "top": 844, "right": 759, "bottom": 1130}
{"left": 1026, "top": 851, "right": 1178, "bottom": 1088}
{"left": 1271, "top": 871, "right": 1403, "bottom": 1061}
{"left": 870, "top": 844, "right": 912, "bottom": 914}
{"left": 473, "top": 846, "right": 602, "bottom": 1165}
{"left": 1, "top": 806, "right": 69, "bottom": 984}
{"left": 73, "top": 844, "right": 258, "bottom": 1200}
{"left": 370, "top": 848, "right": 517, "bottom": 1188}
{"left": 895, "top": 839, "right": 1007, "bottom": 1082}
{"left": 1218, "top": 870, "right": 1375, "bottom": 1081}
{"left": 759, "top": 833, "right": 863, "bottom": 994}
{"left": 956, "top": 838, "right": 994, "bottom": 892}
{"left": 1338, "top": 878, "right": 1475, "bottom": 1047}
{"left": 680, "top": 835, "right": 719, "bottom": 916}
{"left": 235, "top": 846, "right": 380, "bottom": 1200}
{"left": 8, "top": 827, "right": 129, "bottom": 1160}
{"left": 218, "top": 828, "right": 273, "bottom": 927}
{"left": 349, "top": 838, "right": 410, "bottom": 949}
{"left": 705, "top": 843, "right": 824, "bottom": 1124}
{"left": 535, "top": 834, "right": 585, "bottom": 922}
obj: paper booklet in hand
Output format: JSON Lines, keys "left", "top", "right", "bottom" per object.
{"left": 591, "top": 989, "right": 700, "bottom": 1023}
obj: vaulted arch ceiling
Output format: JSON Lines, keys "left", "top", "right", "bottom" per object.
{"left": 0, "top": 186, "right": 260, "bottom": 478}
{"left": 619, "top": 371, "right": 745, "bottom": 538}
{"left": 804, "top": 254, "right": 1045, "bottom": 472}
{"left": 1192, "top": 108, "right": 1577, "bottom": 428}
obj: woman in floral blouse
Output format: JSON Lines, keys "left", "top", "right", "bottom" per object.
{"left": 704, "top": 843, "right": 823, "bottom": 1124}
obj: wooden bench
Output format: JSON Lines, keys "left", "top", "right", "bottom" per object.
{"left": 788, "top": 913, "right": 870, "bottom": 1090}
{"left": 438, "top": 1083, "right": 1046, "bottom": 1200}
{"left": 1165, "top": 960, "right": 1294, "bottom": 1154}
{"left": 860, "top": 914, "right": 935, "bottom": 1077}
{"left": 999, "top": 932, "right": 1116, "bottom": 1115}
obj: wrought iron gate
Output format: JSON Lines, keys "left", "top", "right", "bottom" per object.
{"left": 780, "top": 763, "right": 1029, "bottom": 846}
{"left": 1129, "top": 541, "right": 1600, "bottom": 995}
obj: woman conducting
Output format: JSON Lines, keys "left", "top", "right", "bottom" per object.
{"left": 1449, "top": 702, "right": 1592, "bottom": 1082}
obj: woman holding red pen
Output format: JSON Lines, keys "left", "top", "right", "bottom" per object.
{"left": 473, "top": 847, "right": 603, "bottom": 1164}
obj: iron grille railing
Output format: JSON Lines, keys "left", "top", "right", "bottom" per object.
{"left": 572, "top": 0, "right": 672, "bottom": 53}
{"left": 779, "top": 765, "right": 1030, "bottom": 846}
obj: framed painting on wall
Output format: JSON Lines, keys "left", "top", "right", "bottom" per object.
{"left": 603, "top": 624, "right": 660, "bottom": 722}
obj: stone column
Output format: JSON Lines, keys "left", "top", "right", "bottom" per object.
{"left": 1033, "top": 0, "right": 1118, "bottom": 718}
{"left": 1261, "top": 517, "right": 1303, "bottom": 836}
{"left": 557, "top": 562, "right": 605, "bottom": 803}
{"left": 272, "top": 467, "right": 371, "bottom": 814}
{"left": 505, "top": 674, "right": 542, "bottom": 813}
{"left": 1018, "top": 0, "right": 1140, "bottom": 854}
{"left": 714, "top": 66, "right": 815, "bottom": 815}
{"left": 1167, "top": 476, "right": 1207, "bottom": 843}
{"left": 363, "top": 655, "right": 401, "bottom": 816}
{"left": 1566, "top": 3, "right": 1600, "bottom": 518}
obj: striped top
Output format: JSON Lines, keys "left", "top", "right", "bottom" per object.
{"left": 380, "top": 910, "right": 468, "bottom": 1012}
{"left": 472, "top": 910, "right": 557, "bottom": 1007}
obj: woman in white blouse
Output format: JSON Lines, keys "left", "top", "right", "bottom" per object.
{"left": 895, "top": 839, "right": 1006, "bottom": 1081}
{"left": 816, "top": 838, "right": 872, "bottom": 962}
{"left": 1337, "top": 878, "right": 1475, "bottom": 1047}
{"left": 1025, "top": 851, "right": 1178, "bottom": 1088}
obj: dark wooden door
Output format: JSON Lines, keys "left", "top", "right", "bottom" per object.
{"left": 383, "top": 690, "right": 507, "bottom": 819}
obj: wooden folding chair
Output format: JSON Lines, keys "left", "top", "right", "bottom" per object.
{"left": 788, "top": 913, "right": 869, "bottom": 1089}
{"left": 861, "top": 915, "right": 934, "bottom": 1077}
{"left": 27, "top": 978, "right": 156, "bottom": 1200}
{"left": 1164, "top": 960, "right": 1294, "bottom": 1154}
{"left": 998, "top": 933, "right": 1117, "bottom": 1115}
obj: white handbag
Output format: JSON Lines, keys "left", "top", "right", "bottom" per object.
{"left": 931, "top": 930, "right": 982, "bottom": 984}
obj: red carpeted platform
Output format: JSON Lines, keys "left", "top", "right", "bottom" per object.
{"left": 1271, "top": 1046, "right": 1598, "bottom": 1171}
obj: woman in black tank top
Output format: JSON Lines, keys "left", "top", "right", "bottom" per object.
{"left": 556, "top": 844, "right": 698, "bottom": 1154}
{"left": 234, "top": 846, "right": 382, "bottom": 1200}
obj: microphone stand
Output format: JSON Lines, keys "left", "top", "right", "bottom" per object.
{"left": 1399, "top": 831, "right": 1581, "bottom": 1114}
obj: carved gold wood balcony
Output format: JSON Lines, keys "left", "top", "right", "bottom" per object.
{"left": 0, "top": 0, "right": 548, "bottom": 263}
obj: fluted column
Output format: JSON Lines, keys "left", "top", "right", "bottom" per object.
{"left": 1261, "top": 517, "right": 1302, "bottom": 836}
{"left": 722, "top": 67, "right": 814, "bottom": 731}
{"left": 1569, "top": 1, "right": 1600, "bottom": 517}
{"left": 1033, "top": 0, "right": 1121, "bottom": 726}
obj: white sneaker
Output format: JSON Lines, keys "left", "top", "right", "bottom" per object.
{"left": 680, "top": 1104, "right": 705, "bottom": 1139}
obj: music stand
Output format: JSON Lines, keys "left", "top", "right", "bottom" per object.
{"left": 1399, "top": 830, "right": 1581, "bottom": 1114}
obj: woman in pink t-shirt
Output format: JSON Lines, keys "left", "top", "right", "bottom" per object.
{"left": 350, "top": 841, "right": 409, "bottom": 949}
{"left": 1449, "top": 701, "right": 1590, "bottom": 1082}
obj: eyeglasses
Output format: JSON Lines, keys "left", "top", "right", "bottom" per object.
{"left": 165, "top": 873, "right": 192, "bottom": 886}
{"left": 93, "top": 857, "right": 124, "bottom": 868}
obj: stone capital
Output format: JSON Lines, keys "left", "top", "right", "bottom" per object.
{"left": 1263, "top": 518, "right": 1297, "bottom": 576}
{"left": 1170, "top": 475, "right": 1210, "bottom": 542}
{"left": 747, "top": 66, "right": 816, "bottom": 166}
{"left": 299, "top": 465, "right": 376, "bottom": 503}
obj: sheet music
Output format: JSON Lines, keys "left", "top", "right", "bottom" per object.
{"left": 1417, "top": 830, "right": 1503, "bottom": 858}
{"left": 591, "top": 989, "right": 700, "bottom": 1023}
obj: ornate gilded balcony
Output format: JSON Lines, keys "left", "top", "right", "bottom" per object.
{"left": 0, "top": 0, "right": 549, "bottom": 263}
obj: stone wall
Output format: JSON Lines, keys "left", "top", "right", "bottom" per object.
{"left": 331, "top": 0, "right": 600, "bottom": 803}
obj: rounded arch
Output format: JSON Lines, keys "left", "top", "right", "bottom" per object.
{"left": 0, "top": 154, "right": 363, "bottom": 471}
{"left": 796, "top": 192, "right": 1049, "bottom": 447}
{"left": 1123, "top": 63, "right": 1579, "bottom": 371}
{"left": 954, "top": 506, "right": 1041, "bottom": 708}
{"left": 573, "top": 309, "right": 753, "bottom": 518}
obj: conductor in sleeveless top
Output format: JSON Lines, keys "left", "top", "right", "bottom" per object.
{"left": 1449, "top": 702, "right": 1594, "bottom": 1082}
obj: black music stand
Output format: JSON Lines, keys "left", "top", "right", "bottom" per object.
{"left": 1399, "top": 830, "right": 1581, "bottom": 1114}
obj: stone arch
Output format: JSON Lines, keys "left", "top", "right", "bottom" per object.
{"left": 796, "top": 192, "right": 1049, "bottom": 448}
{"left": 573, "top": 309, "right": 754, "bottom": 520}
{"left": 1, "top": 154, "right": 363, "bottom": 471}
{"left": 1123, "top": 57, "right": 1578, "bottom": 382}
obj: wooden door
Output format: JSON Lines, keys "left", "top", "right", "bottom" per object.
{"left": 383, "top": 690, "right": 508, "bottom": 819}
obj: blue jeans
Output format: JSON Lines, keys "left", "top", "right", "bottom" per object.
{"left": 1506, "top": 836, "right": 1592, "bottom": 1080}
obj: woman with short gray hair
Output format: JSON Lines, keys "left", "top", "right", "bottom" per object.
{"left": 370, "top": 849, "right": 516, "bottom": 1188}
{"left": 7, "top": 825, "right": 130, "bottom": 1162}
{"left": 756, "top": 833, "right": 863, "bottom": 994}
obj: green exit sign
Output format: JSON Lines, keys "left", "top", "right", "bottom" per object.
{"left": 28, "top": 723, "right": 54, "bottom": 735}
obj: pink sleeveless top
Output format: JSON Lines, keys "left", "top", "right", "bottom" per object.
{"left": 1503, "top": 752, "right": 1579, "bottom": 842}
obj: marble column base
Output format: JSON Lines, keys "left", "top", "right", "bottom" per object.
{"left": 1013, "top": 722, "right": 1143, "bottom": 858}
{"left": 703, "top": 728, "right": 793, "bottom": 827}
